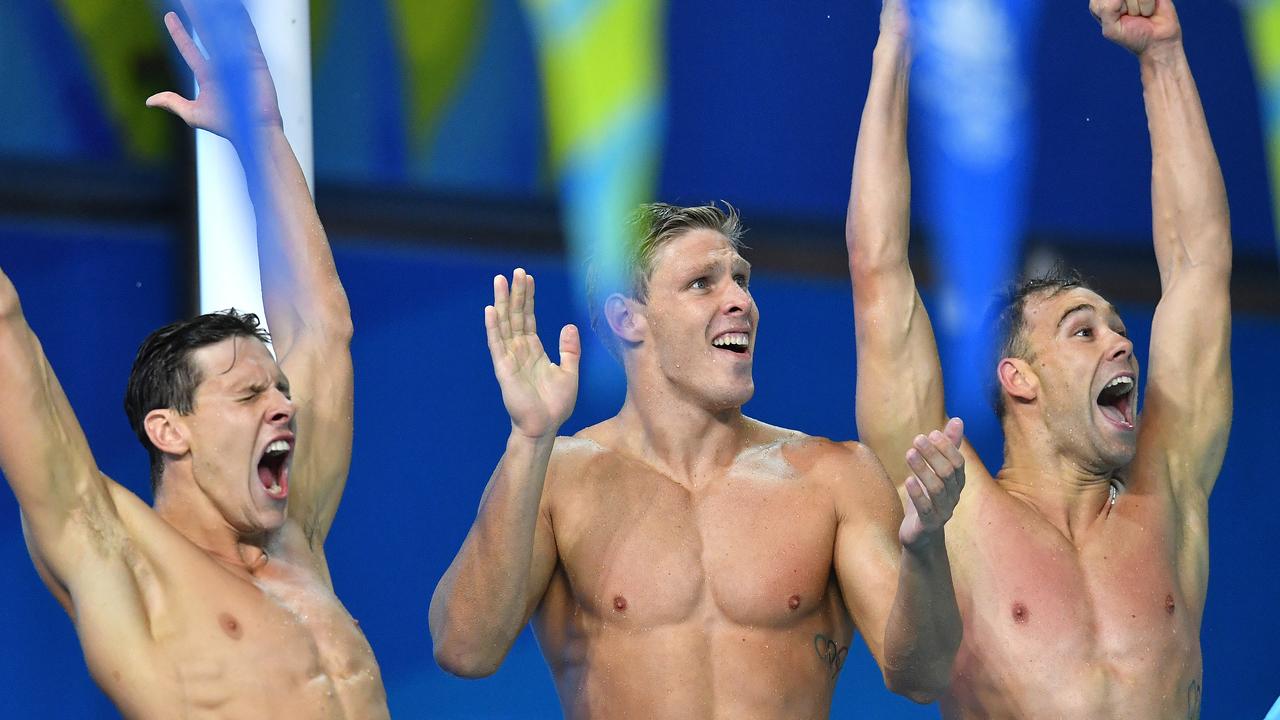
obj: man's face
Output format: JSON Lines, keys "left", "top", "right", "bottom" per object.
{"left": 181, "top": 336, "right": 295, "bottom": 533}
{"left": 637, "top": 229, "right": 758, "bottom": 411}
{"left": 1018, "top": 287, "right": 1139, "bottom": 470}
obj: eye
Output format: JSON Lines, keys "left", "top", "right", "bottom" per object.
{"left": 689, "top": 277, "right": 709, "bottom": 290}
{"left": 734, "top": 274, "right": 749, "bottom": 288}
{"left": 1073, "top": 327, "right": 1093, "bottom": 338}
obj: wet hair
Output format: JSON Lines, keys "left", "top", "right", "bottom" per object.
{"left": 990, "top": 265, "right": 1095, "bottom": 419}
{"left": 586, "top": 202, "right": 745, "bottom": 359}
{"left": 124, "top": 309, "right": 271, "bottom": 494}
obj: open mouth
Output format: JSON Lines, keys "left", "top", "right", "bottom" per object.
{"left": 711, "top": 332, "right": 750, "bottom": 355}
{"left": 257, "top": 439, "right": 291, "bottom": 499}
{"left": 1096, "top": 375, "right": 1136, "bottom": 431}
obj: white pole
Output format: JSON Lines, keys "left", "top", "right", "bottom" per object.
{"left": 196, "top": 0, "right": 312, "bottom": 324}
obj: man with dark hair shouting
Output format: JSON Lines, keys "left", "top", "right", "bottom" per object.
{"left": 847, "top": 0, "right": 1228, "bottom": 716}
{"left": 432, "top": 202, "right": 968, "bottom": 718}
{"left": 0, "top": 3, "right": 388, "bottom": 717}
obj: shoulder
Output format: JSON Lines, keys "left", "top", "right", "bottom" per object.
{"left": 741, "top": 418, "right": 887, "bottom": 484}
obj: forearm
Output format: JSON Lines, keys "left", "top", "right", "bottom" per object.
{"left": 847, "top": 31, "right": 912, "bottom": 275}
{"left": 1140, "top": 41, "right": 1231, "bottom": 285}
{"left": 237, "top": 127, "right": 351, "bottom": 350}
{"left": 429, "top": 431, "right": 556, "bottom": 676}
{"left": 882, "top": 535, "right": 961, "bottom": 703}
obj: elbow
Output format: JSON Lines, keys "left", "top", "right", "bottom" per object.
{"left": 428, "top": 598, "right": 508, "bottom": 678}
{"left": 430, "top": 638, "right": 499, "bottom": 676}
{"left": 882, "top": 663, "right": 952, "bottom": 704}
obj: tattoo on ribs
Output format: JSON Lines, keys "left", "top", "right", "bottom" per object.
{"left": 813, "top": 634, "right": 849, "bottom": 679}
{"left": 1186, "top": 679, "right": 1201, "bottom": 719}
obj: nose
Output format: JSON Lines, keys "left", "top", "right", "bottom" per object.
{"left": 723, "top": 281, "right": 753, "bottom": 316}
{"left": 1107, "top": 331, "right": 1133, "bottom": 362}
{"left": 267, "top": 390, "right": 294, "bottom": 425}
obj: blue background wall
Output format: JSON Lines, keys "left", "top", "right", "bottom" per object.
{"left": 0, "top": 0, "right": 1278, "bottom": 717}
{"left": 0, "top": 221, "right": 1276, "bottom": 718}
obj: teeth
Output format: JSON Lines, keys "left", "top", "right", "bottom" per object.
{"left": 1104, "top": 376, "right": 1134, "bottom": 391}
{"left": 265, "top": 440, "right": 290, "bottom": 456}
{"left": 712, "top": 333, "right": 749, "bottom": 348}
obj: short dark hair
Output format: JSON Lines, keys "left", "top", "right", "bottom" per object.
{"left": 990, "top": 266, "right": 1094, "bottom": 419}
{"left": 124, "top": 309, "right": 271, "bottom": 494}
{"left": 586, "top": 202, "right": 745, "bottom": 359}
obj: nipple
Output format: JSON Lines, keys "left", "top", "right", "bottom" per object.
{"left": 788, "top": 594, "right": 801, "bottom": 611}
{"left": 1011, "top": 602, "right": 1029, "bottom": 624}
{"left": 613, "top": 595, "right": 628, "bottom": 612}
{"left": 219, "top": 612, "right": 243, "bottom": 640}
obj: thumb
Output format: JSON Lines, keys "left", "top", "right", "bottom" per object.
{"left": 559, "top": 324, "right": 581, "bottom": 375}
{"left": 146, "top": 91, "right": 196, "bottom": 123}
{"left": 943, "top": 417, "right": 965, "bottom": 447}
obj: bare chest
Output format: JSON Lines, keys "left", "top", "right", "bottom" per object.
{"left": 145, "top": 552, "right": 387, "bottom": 719}
{"left": 551, "top": 466, "right": 840, "bottom": 630}
{"left": 950, "top": 496, "right": 1200, "bottom": 711}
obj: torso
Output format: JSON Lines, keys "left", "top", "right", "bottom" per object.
{"left": 67, "top": 483, "right": 389, "bottom": 720}
{"left": 532, "top": 421, "right": 861, "bottom": 720}
{"left": 942, "top": 464, "right": 1203, "bottom": 719}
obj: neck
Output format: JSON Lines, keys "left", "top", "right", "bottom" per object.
{"left": 996, "top": 417, "right": 1117, "bottom": 542}
{"left": 154, "top": 465, "right": 272, "bottom": 575}
{"left": 613, "top": 370, "right": 750, "bottom": 486}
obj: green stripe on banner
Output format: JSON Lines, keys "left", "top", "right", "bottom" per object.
{"left": 53, "top": 0, "right": 171, "bottom": 161}
{"left": 390, "top": 0, "right": 486, "bottom": 156}
{"left": 1241, "top": 0, "right": 1280, "bottom": 254}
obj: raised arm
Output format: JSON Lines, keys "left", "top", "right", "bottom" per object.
{"left": 847, "top": 0, "right": 952, "bottom": 484}
{"left": 1092, "top": 0, "right": 1231, "bottom": 610}
{"left": 834, "top": 419, "right": 966, "bottom": 703}
{"left": 1093, "top": 0, "right": 1231, "bottom": 500}
{"left": 0, "top": 268, "right": 159, "bottom": 678}
{"left": 147, "top": 2, "right": 353, "bottom": 547}
{"left": 430, "top": 269, "right": 580, "bottom": 677}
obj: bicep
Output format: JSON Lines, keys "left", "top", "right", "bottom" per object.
{"left": 1138, "top": 266, "right": 1231, "bottom": 501}
{"left": 831, "top": 446, "right": 905, "bottom": 668}
{"left": 0, "top": 318, "right": 119, "bottom": 584}
{"left": 277, "top": 333, "right": 354, "bottom": 546}
{"left": 520, "top": 505, "right": 559, "bottom": 623}
{"left": 852, "top": 270, "right": 949, "bottom": 485}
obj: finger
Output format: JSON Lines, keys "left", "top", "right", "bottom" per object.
{"left": 1124, "top": 0, "right": 1140, "bottom": 16}
{"left": 526, "top": 273, "right": 538, "bottom": 336}
{"left": 559, "top": 324, "right": 581, "bottom": 376}
{"left": 921, "top": 430, "right": 962, "bottom": 491}
{"left": 493, "top": 274, "right": 512, "bottom": 340}
{"left": 906, "top": 445, "right": 947, "bottom": 500}
{"left": 164, "top": 11, "right": 210, "bottom": 80}
{"left": 509, "top": 268, "right": 527, "bottom": 335}
{"left": 932, "top": 425, "right": 965, "bottom": 474}
{"left": 1137, "top": 0, "right": 1155, "bottom": 16}
{"left": 905, "top": 475, "right": 934, "bottom": 517}
{"left": 145, "top": 91, "right": 196, "bottom": 123}
{"left": 484, "top": 305, "right": 506, "bottom": 359}
{"left": 943, "top": 417, "right": 965, "bottom": 447}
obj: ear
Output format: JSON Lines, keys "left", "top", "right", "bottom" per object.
{"left": 997, "top": 357, "right": 1038, "bottom": 406}
{"left": 144, "top": 408, "right": 190, "bottom": 457}
{"left": 604, "top": 293, "right": 646, "bottom": 344}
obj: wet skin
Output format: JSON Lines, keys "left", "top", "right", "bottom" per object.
{"left": 23, "top": 339, "right": 388, "bottom": 719}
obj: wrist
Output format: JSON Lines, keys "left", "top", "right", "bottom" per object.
{"left": 508, "top": 427, "right": 559, "bottom": 450}
{"left": 902, "top": 526, "right": 946, "bottom": 555}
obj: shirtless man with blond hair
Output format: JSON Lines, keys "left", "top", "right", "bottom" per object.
{"left": 431, "top": 202, "right": 969, "bottom": 718}
{"left": 0, "top": 3, "right": 388, "bottom": 717}
{"left": 847, "top": 0, "right": 1229, "bottom": 716}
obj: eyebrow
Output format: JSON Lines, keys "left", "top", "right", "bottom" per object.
{"left": 1056, "top": 303, "right": 1095, "bottom": 329}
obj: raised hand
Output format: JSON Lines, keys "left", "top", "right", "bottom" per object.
{"left": 1090, "top": 0, "right": 1182, "bottom": 56}
{"left": 145, "top": 1, "right": 282, "bottom": 142}
{"left": 899, "top": 418, "right": 965, "bottom": 548}
{"left": 485, "top": 269, "right": 581, "bottom": 440}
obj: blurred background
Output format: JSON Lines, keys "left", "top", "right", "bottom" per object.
{"left": 0, "top": 0, "right": 1277, "bottom": 717}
